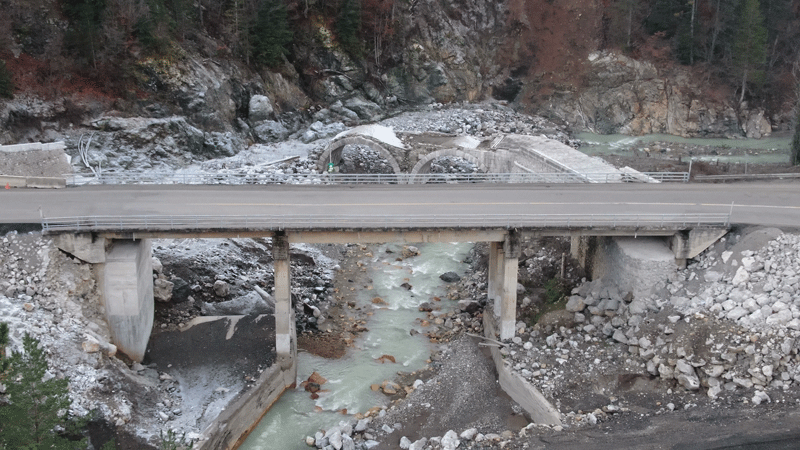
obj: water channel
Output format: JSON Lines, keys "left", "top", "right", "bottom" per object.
{"left": 576, "top": 132, "right": 793, "bottom": 164}
{"left": 239, "top": 242, "right": 473, "bottom": 449}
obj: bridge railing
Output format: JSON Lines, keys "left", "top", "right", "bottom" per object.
{"left": 63, "top": 171, "right": 689, "bottom": 186}
{"left": 41, "top": 212, "right": 730, "bottom": 233}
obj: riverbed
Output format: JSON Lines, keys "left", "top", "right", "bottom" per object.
{"left": 576, "top": 132, "right": 793, "bottom": 164}
{"left": 239, "top": 242, "right": 473, "bottom": 449}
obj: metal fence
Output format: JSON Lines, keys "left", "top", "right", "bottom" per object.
{"left": 694, "top": 173, "right": 800, "bottom": 182}
{"left": 42, "top": 212, "right": 730, "bottom": 233}
{"left": 63, "top": 171, "right": 689, "bottom": 186}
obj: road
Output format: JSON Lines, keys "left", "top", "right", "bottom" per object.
{"left": 1, "top": 181, "right": 799, "bottom": 229}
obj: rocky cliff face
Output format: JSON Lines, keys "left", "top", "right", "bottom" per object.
{"left": 0, "top": 0, "right": 789, "bottom": 156}
{"left": 541, "top": 52, "right": 775, "bottom": 138}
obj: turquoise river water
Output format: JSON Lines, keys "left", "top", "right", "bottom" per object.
{"left": 576, "top": 132, "right": 793, "bottom": 164}
{"left": 239, "top": 242, "right": 472, "bottom": 450}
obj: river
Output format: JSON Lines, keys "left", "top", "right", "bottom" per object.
{"left": 239, "top": 242, "right": 473, "bottom": 449}
{"left": 575, "top": 132, "right": 793, "bottom": 164}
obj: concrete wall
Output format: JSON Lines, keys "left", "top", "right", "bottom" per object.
{"left": 483, "top": 313, "right": 561, "bottom": 425}
{"left": 592, "top": 236, "right": 676, "bottom": 299}
{"left": 0, "top": 175, "right": 66, "bottom": 188}
{"left": 0, "top": 142, "right": 67, "bottom": 152}
{"left": 98, "top": 239, "right": 154, "bottom": 362}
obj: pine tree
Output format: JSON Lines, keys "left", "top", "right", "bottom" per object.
{"left": 249, "top": 0, "right": 293, "bottom": 67}
{"left": 336, "top": 0, "right": 362, "bottom": 56}
{"left": 62, "top": 0, "right": 108, "bottom": 68}
{"left": 0, "top": 331, "right": 84, "bottom": 449}
{"left": 0, "top": 322, "right": 9, "bottom": 374}
{"left": 791, "top": 98, "right": 800, "bottom": 166}
{"left": 0, "top": 60, "right": 13, "bottom": 99}
{"left": 732, "top": 0, "right": 768, "bottom": 104}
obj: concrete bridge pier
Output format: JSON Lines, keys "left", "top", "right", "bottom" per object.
{"left": 570, "top": 234, "right": 596, "bottom": 272}
{"left": 488, "top": 233, "right": 520, "bottom": 341}
{"left": 97, "top": 239, "right": 154, "bottom": 362}
{"left": 488, "top": 241, "right": 502, "bottom": 317}
{"left": 272, "top": 233, "right": 296, "bottom": 377}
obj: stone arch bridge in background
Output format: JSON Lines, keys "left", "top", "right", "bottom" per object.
{"left": 316, "top": 125, "right": 623, "bottom": 181}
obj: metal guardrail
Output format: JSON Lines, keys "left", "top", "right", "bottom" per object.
{"left": 694, "top": 173, "right": 800, "bottom": 182}
{"left": 63, "top": 171, "right": 689, "bottom": 186}
{"left": 42, "top": 212, "right": 730, "bottom": 233}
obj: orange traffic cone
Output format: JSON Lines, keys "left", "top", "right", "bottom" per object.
{"left": 4, "top": 183, "right": 9, "bottom": 190}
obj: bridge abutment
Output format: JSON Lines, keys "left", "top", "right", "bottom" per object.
{"left": 97, "top": 239, "right": 154, "bottom": 362}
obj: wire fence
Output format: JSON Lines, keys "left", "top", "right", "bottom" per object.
{"left": 63, "top": 171, "right": 689, "bottom": 186}
{"left": 42, "top": 212, "right": 730, "bottom": 233}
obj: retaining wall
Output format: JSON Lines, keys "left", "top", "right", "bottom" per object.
{"left": 483, "top": 311, "right": 562, "bottom": 425}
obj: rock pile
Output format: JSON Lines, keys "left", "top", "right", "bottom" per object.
{"left": 501, "top": 231, "right": 800, "bottom": 427}
{"left": 380, "top": 104, "right": 575, "bottom": 146}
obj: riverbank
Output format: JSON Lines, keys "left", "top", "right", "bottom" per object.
{"left": 577, "top": 132, "right": 800, "bottom": 177}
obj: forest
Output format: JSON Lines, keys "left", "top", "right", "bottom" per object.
{"left": 0, "top": 0, "right": 798, "bottom": 111}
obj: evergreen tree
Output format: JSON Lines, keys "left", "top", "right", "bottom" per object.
{"left": 336, "top": 0, "right": 362, "bottom": 56}
{"left": 0, "top": 322, "right": 9, "bottom": 374}
{"left": 249, "top": 0, "right": 293, "bottom": 67}
{"left": 791, "top": 98, "right": 800, "bottom": 166}
{"left": 62, "top": 0, "right": 107, "bottom": 68}
{"left": 0, "top": 331, "right": 84, "bottom": 449}
{"left": 0, "top": 60, "right": 13, "bottom": 99}
{"left": 644, "top": 0, "right": 688, "bottom": 37}
{"left": 732, "top": 0, "right": 768, "bottom": 104}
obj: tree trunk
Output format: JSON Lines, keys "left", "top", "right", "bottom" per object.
{"left": 739, "top": 69, "right": 748, "bottom": 105}
{"left": 708, "top": 0, "right": 721, "bottom": 62}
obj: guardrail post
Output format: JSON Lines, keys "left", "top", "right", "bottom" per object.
{"left": 727, "top": 202, "right": 734, "bottom": 226}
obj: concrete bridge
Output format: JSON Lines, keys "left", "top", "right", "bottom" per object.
{"left": 317, "top": 126, "right": 622, "bottom": 181}
{"left": 6, "top": 181, "right": 800, "bottom": 440}
{"left": 6, "top": 181, "right": 797, "bottom": 364}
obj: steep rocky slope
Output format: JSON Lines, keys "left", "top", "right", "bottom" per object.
{"left": 2, "top": 0, "right": 796, "bottom": 154}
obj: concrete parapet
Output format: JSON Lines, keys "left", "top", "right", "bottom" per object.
{"left": 53, "top": 233, "right": 106, "bottom": 263}
{"left": 1, "top": 141, "right": 66, "bottom": 152}
{"left": 484, "top": 313, "right": 561, "bottom": 425}
{"left": 0, "top": 175, "right": 67, "bottom": 188}
{"left": 98, "top": 239, "right": 154, "bottom": 362}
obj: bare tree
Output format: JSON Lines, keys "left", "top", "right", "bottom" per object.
{"left": 78, "top": 133, "right": 102, "bottom": 178}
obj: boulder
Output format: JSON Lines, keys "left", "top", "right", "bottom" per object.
{"left": 565, "top": 295, "right": 585, "bottom": 312}
{"left": 457, "top": 299, "right": 480, "bottom": 314}
{"left": 213, "top": 280, "right": 229, "bottom": 297}
{"left": 439, "top": 272, "right": 461, "bottom": 282}
{"left": 248, "top": 95, "right": 274, "bottom": 122}
{"left": 732, "top": 266, "right": 750, "bottom": 286}
{"left": 344, "top": 96, "right": 382, "bottom": 121}
{"left": 402, "top": 246, "right": 420, "bottom": 258}
{"left": 201, "top": 291, "right": 274, "bottom": 315}
{"left": 677, "top": 372, "right": 701, "bottom": 390}
{"left": 740, "top": 107, "right": 772, "bottom": 139}
{"left": 253, "top": 120, "right": 289, "bottom": 142}
{"left": 153, "top": 278, "right": 174, "bottom": 303}
{"left": 441, "top": 430, "right": 460, "bottom": 450}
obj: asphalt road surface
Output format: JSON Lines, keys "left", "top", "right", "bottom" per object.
{"left": 1, "top": 181, "right": 799, "bottom": 228}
